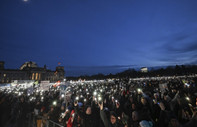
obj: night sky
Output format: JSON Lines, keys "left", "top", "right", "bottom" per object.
{"left": 1, "top": 0, "right": 197, "bottom": 76}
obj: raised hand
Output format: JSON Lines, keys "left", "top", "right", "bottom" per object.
{"left": 74, "top": 101, "right": 78, "bottom": 107}
{"left": 98, "top": 102, "right": 103, "bottom": 110}
{"left": 116, "top": 102, "right": 120, "bottom": 108}
{"left": 159, "top": 102, "right": 165, "bottom": 111}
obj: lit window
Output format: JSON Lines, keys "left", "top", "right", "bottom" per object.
{"left": 32, "top": 73, "right": 35, "bottom": 80}
{"left": 35, "top": 73, "right": 38, "bottom": 80}
{"left": 39, "top": 73, "right": 41, "bottom": 80}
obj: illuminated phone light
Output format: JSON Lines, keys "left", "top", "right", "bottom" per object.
{"left": 186, "top": 97, "right": 190, "bottom": 101}
{"left": 53, "top": 101, "right": 57, "bottom": 106}
{"left": 93, "top": 91, "right": 97, "bottom": 96}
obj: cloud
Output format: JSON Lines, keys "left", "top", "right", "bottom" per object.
{"left": 153, "top": 30, "right": 197, "bottom": 65}
{"left": 165, "top": 40, "right": 197, "bottom": 54}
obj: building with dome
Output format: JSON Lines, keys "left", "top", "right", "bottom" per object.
{"left": 20, "top": 61, "right": 38, "bottom": 70}
{"left": 0, "top": 61, "right": 65, "bottom": 83}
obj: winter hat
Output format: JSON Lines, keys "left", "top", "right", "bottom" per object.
{"left": 67, "top": 106, "right": 72, "bottom": 111}
{"left": 139, "top": 120, "right": 153, "bottom": 127}
{"left": 78, "top": 102, "right": 83, "bottom": 107}
{"left": 110, "top": 111, "right": 117, "bottom": 118}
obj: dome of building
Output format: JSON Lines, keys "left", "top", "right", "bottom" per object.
{"left": 20, "top": 61, "right": 38, "bottom": 70}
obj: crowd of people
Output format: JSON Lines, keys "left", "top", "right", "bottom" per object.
{"left": 1, "top": 76, "right": 197, "bottom": 127}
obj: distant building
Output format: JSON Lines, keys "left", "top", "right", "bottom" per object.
{"left": 141, "top": 67, "right": 148, "bottom": 73}
{"left": 0, "top": 61, "right": 65, "bottom": 83}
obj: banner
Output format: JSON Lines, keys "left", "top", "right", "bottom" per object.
{"left": 40, "top": 81, "right": 50, "bottom": 91}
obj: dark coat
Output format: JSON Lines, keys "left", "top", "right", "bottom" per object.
{"left": 74, "top": 106, "right": 97, "bottom": 127}
{"left": 100, "top": 110, "right": 124, "bottom": 127}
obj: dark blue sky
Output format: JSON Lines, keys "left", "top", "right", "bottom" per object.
{"left": 1, "top": 0, "right": 197, "bottom": 76}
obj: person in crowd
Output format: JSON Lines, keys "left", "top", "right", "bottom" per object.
{"left": 1, "top": 76, "right": 197, "bottom": 127}
{"left": 12, "top": 96, "right": 28, "bottom": 127}
{"left": 74, "top": 100, "right": 98, "bottom": 127}
{"left": 99, "top": 102, "right": 124, "bottom": 127}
